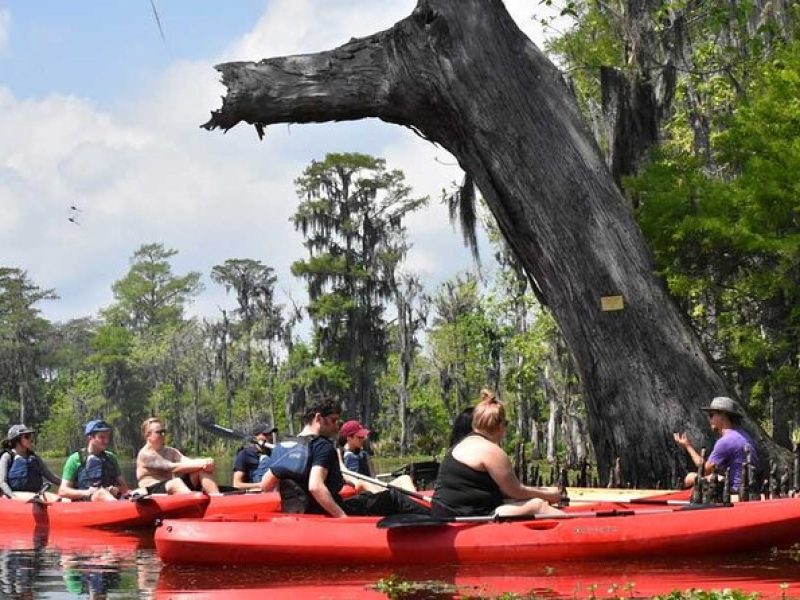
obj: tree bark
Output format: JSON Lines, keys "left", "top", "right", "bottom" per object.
{"left": 202, "top": 0, "right": 789, "bottom": 484}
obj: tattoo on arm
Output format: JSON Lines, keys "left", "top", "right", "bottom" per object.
{"left": 142, "top": 454, "right": 175, "bottom": 472}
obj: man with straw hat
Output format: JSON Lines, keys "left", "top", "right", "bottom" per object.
{"left": 673, "top": 396, "right": 757, "bottom": 489}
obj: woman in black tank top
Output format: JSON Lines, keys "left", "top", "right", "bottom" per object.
{"left": 431, "top": 390, "right": 563, "bottom": 518}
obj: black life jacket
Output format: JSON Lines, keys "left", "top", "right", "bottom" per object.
{"left": 6, "top": 450, "right": 44, "bottom": 493}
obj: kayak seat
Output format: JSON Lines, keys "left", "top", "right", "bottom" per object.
{"left": 391, "top": 461, "right": 440, "bottom": 490}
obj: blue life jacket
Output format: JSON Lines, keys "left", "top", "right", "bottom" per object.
{"left": 343, "top": 448, "right": 371, "bottom": 476}
{"left": 250, "top": 453, "right": 273, "bottom": 483}
{"left": 75, "top": 450, "right": 118, "bottom": 489}
{"left": 269, "top": 436, "right": 315, "bottom": 482}
{"left": 6, "top": 450, "right": 44, "bottom": 492}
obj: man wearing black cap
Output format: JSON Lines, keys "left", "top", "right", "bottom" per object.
{"left": 673, "top": 396, "right": 758, "bottom": 489}
{"left": 232, "top": 422, "right": 278, "bottom": 490}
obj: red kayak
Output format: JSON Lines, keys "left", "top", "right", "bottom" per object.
{"left": 155, "top": 497, "right": 800, "bottom": 566}
{"left": 202, "top": 485, "right": 359, "bottom": 518}
{"left": 203, "top": 491, "right": 281, "bottom": 517}
{"left": 0, "top": 493, "right": 207, "bottom": 529}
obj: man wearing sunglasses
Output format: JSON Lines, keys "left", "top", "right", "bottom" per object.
{"left": 673, "top": 396, "right": 758, "bottom": 490}
{"left": 136, "top": 417, "right": 219, "bottom": 495}
{"left": 59, "top": 420, "right": 131, "bottom": 501}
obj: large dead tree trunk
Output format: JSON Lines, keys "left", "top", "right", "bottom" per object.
{"left": 202, "top": 0, "right": 788, "bottom": 484}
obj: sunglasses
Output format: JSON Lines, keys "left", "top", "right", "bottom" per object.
{"left": 150, "top": 429, "right": 167, "bottom": 436}
{"left": 21, "top": 433, "right": 33, "bottom": 440}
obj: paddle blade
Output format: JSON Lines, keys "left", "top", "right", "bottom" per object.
{"left": 377, "top": 513, "right": 455, "bottom": 529}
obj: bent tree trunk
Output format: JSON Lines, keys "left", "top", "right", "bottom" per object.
{"left": 202, "top": 0, "right": 788, "bottom": 485}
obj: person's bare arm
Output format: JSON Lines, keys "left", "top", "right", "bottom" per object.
{"left": 172, "top": 448, "right": 215, "bottom": 474}
{"left": 259, "top": 469, "right": 278, "bottom": 493}
{"left": 138, "top": 449, "right": 179, "bottom": 473}
{"left": 138, "top": 447, "right": 210, "bottom": 475}
{"left": 308, "top": 465, "right": 346, "bottom": 517}
{"left": 58, "top": 479, "right": 99, "bottom": 501}
{"left": 673, "top": 433, "right": 712, "bottom": 473}
{"left": 483, "top": 445, "right": 561, "bottom": 503}
{"left": 173, "top": 457, "right": 214, "bottom": 474}
{"left": 233, "top": 470, "right": 260, "bottom": 490}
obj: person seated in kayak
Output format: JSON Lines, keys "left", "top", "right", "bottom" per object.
{"left": 136, "top": 417, "right": 219, "bottom": 495}
{"left": 673, "top": 396, "right": 758, "bottom": 490}
{"left": 335, "top": 419, "right": 415, "bottom": 494}
{"left": 0, "top": 424, "right": 61, "bottom": 502}
{"left": 232, "top": 421, "right": 278, "bottom": 491}
{"left": 260, "top": 397, "right": 429, "bottom": 517}
{"left": 338, "top": 419, "right": 374, "bottom": 477}
{"left": 59, "top": 420, "right": 131, "bottom": 502}
{"left": 431, "top": 390, "right": 562, "bottom": 518}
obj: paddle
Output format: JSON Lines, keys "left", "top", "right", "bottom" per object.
{"left": 342, "top": 468, "right": 433, "bottom": 505}
{"left": 376, "top": 460, "right": 440, "bottom": 480}
{"left": 377, "top": 500, "right": 736, "bottom": 529}
{"left": 199, "top": 422, "right": 272, "bottom": 449}
{"left": 565, "top": 496, "right": 692, "bottom": 506}
{"left": 376, "top": 507, "right": 679, "bottom": 529}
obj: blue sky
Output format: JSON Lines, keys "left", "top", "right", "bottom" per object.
{"left": 0, "top": 1, "right": 554, "bottom": 324}
{"left": 3, "top": 1, "right": 265, "bottom": 104}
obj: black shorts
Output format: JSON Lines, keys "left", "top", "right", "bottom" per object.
{"left": 180, "top": 473, "right": 203, "bottom": 491}
{"left": 145, "top": 480, "right": 170, "bottom": 495}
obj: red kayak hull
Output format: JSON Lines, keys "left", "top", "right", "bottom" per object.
{"left": 0, "top": 493, "right": 207, "bottom": 529}
{"left": 155, "top": 497, "right": 800, "bottom": 566}
{"left": 203, "top": 492, "right": 281, "bottom": 517}
{"left": 201, "top": 486, "right": 358, "bottom": 518}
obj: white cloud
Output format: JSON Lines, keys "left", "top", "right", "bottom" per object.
{"left": 0, "top": 10, "right": 9, "bottom": 54}
{"left": 2, "top": 1, "right": 558, "bottom": 324}
{"left": 225, "top": 0, "right": 416, "bottom": 60}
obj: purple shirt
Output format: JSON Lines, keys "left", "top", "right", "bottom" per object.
{"left": 707, "top": 429, "right": 757, "bottom": 489}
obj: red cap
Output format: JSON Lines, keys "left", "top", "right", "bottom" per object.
{"left": 340, "top": 420, "right": 370, "bottom": 439}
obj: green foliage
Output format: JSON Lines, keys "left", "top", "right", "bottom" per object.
{"left": 429, "top": 272, "right": 500, "bottom": 413}
{"left": 37, "top": 371, "right": 104, "bottom": 455}
{"left": 104, "top": 243, "right": 202, "bottom": 333}
{"left": 291, "top": 153, "right": 425, "bottom": 419}
{"left": 0, "top": 267, "right": 57, "bottom": 424}
{"left": 376, "top": 351, "right": 450, "bottom": 456}
{"left": 630, "top": 40, "right": 800, "bottom": 425}
{"left": 373, "top": 575, "right": 456, "bottom": 600}
{"left": 652, "top": 589, "right": 761, "bottom": 600}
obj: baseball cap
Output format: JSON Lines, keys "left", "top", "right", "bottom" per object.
{"left": 251, "top": 422, "right": 278, "bottom": 436}
{"left": 340, "top": 420, "right": 370, "bottom": 439}
{"left": 84, "top": 419, "right": 113, "bottom": 436}
{"left": 5, "top": 424, "right": 35, "bottom": 442}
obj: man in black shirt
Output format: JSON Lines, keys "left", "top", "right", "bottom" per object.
{"left": 261, "top": 398, "right": 428, "bottom": 517}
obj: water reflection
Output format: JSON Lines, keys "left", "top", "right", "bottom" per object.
{"left": 0, "top": 525, "right": 156, "bottom": 599}
{"left": 155, "top": 552, "right": 800, "bottom": 599}
{"left": 0, "top": 523, "right": 799, "bottom": 599}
